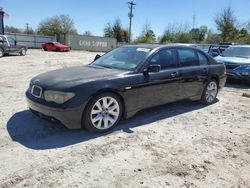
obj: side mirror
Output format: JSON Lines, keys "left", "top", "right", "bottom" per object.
{"left": 143, "top": 65, "right": 161, "bottom": 76}
{"left": 94, "top": 54, "right": 101, "bottom": 61}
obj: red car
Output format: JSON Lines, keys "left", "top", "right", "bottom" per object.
{"left": 42, "top": 42, "right": 70, "bottom": 52}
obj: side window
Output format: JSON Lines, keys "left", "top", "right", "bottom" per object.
{"left": 7, "top": 37, "right": 16, "bottom": 46}
{"left": 149, "top": 49, "right": 177, "bottom": 70}
{"left": 198, "top": 52, "right": 208, "bottom": 65}
{"left": 177, "top": 49, "right": 199, "bottom": 67}
{"left": 3, "top": 38, "right": 9, "bottom": 46}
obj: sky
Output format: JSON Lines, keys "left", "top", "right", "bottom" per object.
{"left": 0, "top": 0, "right": 250, "bottom": 38}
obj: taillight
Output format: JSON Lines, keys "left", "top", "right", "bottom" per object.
{"left": 224, "top": 64, "right": 227, "bottom": 75}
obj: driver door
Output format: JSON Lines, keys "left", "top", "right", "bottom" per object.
{"left": 136, "top": 48, "right": 182, "bottom": 109}
{"left": 6, "top": 37, "right": 18, "bottom": 52}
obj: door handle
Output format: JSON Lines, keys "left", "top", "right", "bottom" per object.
{"left": 203, "top": 68, "right": 208, "bottom": 73}
{"left": 171, "top": 72, "right": 179, "bottom": 78}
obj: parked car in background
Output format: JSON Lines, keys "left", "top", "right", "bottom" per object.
{"left": 215, "top": 45, "right": 250, "bottom": 84}
{"left": 0, "top": 35, "right": 27, "bottom": 58}
{"left": 42, "top": 42, "right": 70, "bottom": 52}
{"left": 208, "top": 44, "right": 232, "bottom": 57}
{"left": 26, "top": 45, "right": 227, "bottom": 133}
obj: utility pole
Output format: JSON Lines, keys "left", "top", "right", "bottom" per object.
{"left": 0, "top": 7, "right": 4, "bottom": 35}
{"left": 26, "top": 23, "right": 29, "bottom": 34}
{"left": 128, "top": 1, "right": 136, "bottom": 43}
{"left": 192, "top": 14, "right": 196, "bottom": 29}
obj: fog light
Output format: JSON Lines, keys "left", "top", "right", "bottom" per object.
{"left": 241, "top": 72, "right": 250, "bottom": 76}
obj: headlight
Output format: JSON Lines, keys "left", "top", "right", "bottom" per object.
{"left": 44, "top": 91, "right": 75, "bottom": 104}
{"left": 245, "top": 65, "right": 250, "bottom": 70}
{"left": 241, "top": 72, "right": 249, "bottom": 76}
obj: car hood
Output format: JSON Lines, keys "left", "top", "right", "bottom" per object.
{"left": 56, "top": 44, "right": 69, "bottom": 48}
{"left": 31, "top": 65, "right": 125, "bottom": 89}
{"left": 215, "top": 56, "right": 250, "bottom": 64}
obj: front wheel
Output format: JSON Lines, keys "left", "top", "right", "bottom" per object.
{"left": 19, "top": 48, "right": 26, "bottom": 56}
{"left": 201, "top": 80, "right": 218, "bottom": 104}
{"left": 83, "top": 93, "right": 123, "bottom": 133}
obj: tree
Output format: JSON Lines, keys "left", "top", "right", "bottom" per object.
{"left": 37, "top": 14, "right": 77, "bottom": 36}
{"left": 26, "top": 27, "right": 35, "bottom": 35}
{"left": 205, "top": 30, "right": 221, "bottom": 44}
{"left": 190, "top": 26, "right": 208, "bottom": 43}
{"left": 134, "top": 23, "right": 156, "bottom": 43}
{"left": 104, "top": 19, "right": 129, "bottom": 42}
{"left": 5, "top": 26, "right": 22, "bottom": 33}
{"left": 214, "top": 7, "right": 238, "bottom": 42}
{"left": 59, "top": 15, "right": 77, "bottom": 34}
{"left": 235, "top": 28, "right": 250, "bottom": 44}
{"left": 247, "top": 22, "right": 250, "bottom": 32}
{"left": 83, "top": 31, "right": 92, "bottom": 36}
{"left": 160, "top": 23, "right": 192, "bottom": 43}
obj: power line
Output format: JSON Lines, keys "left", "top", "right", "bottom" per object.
{"left": 128, "top": 1, "right": 136, "bottom": 43}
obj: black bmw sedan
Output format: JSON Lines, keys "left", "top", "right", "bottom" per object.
{"left": 26, "top": 45, "right": 227, "bottom": 132}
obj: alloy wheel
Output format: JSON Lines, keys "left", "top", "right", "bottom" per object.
{"left": 205, "top": 81, "right": 218, "bottom": 103}
{"left": 90, "top": 96, "right": 120, "bottom": 130}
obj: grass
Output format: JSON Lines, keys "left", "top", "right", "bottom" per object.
{"left": 242, "top": 93, "right": 250, "bottom": 98}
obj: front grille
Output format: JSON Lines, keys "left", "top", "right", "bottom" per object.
{"left": 225, "top": 63, "right": 240, "bottom": 70}
{"left": 31, "top": 85, "right": 42, "bottom": 98}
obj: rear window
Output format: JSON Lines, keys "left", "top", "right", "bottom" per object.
{"left": 177, "top": 49, "right": 199, "bottom": 67}
{"left": 198, "top": 52, "right": 208, "bottom": 65}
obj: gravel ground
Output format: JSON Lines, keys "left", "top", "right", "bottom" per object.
{"left": 0, "top": 49, "right": 250, "bottom": 188}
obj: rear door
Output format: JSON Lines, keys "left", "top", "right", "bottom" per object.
{"left": 176, "top": 48, "right": 209, "bottom": 99}
{"left": 136, "top": 48, "right": 182, "bottom": 109}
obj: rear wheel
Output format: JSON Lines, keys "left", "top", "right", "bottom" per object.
{"left": 19, "top": 48, "right": 26, "bottom": 56}
{"left": 43, "top": 47, "right": 48, "bottom": 51}
{"left": 201, "top": 80, "right": 218, "bottom": 104}
{"left": 83, "top": 93, "right": 122, "bottom": 133}
{"left": 0, "top": 48, "right": 4, "bottom": 58}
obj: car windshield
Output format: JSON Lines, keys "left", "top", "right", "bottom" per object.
{"left": 221, "top": 47, "right": 250, "bottom": 58}
{"left": 91, "top": 47, "right": 152, "bottom": 70}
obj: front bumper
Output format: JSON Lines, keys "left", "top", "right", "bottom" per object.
{"left": 226, "top": 70, "right": 250, "bottom": 83}
{"left": 26, "top": 96, "right": 83, "bottom": 129}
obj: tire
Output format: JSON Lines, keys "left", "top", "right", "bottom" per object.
{"left": 83, "top": 93, "right": 123, "bottom": 133}
{"left": 19, "top": 48, "right": 26, "bottom": 56}
{"left": 0, "top": 48, "right": 4, "bottom": 58}
{"left": 43, "top": 47, "right": 48, "bottom": 51}
{"left": 201, "top": 79, "right": 218, "bottom": 104}
{"left": 56, "top": 48, "right": 61, "bottom": 52}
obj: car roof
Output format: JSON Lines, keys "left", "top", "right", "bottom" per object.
{"left": 229, "top": 45, "right": 250, "bottom": 48}
{"left": 121, "top": 43, "right": 198, "bottom": 50}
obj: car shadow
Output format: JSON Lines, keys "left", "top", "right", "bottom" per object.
{"left": 3, "top": 53, "right": 21, "bottom": 57}
{"left": 7, "top": 100, "right": 211, "bottom": 150}
{"left": 225, "top": 79, "right": 250, "bottom": 89}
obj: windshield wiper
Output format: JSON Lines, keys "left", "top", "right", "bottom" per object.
{"left": 96, "top": 64, "right": 114, "bottom": 69}
{"left": 235, "top": 55, "right": 250, "bottom": 58}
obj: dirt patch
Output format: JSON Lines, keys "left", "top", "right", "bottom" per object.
{"left": 0, "top": 50, "right": 250, "bottom": 187}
